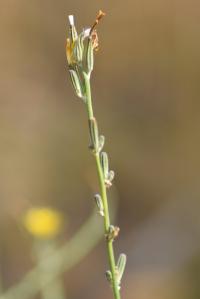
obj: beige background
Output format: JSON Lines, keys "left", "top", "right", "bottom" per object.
{"left": 0, "top": 1, "right": 200, "bottom": 298}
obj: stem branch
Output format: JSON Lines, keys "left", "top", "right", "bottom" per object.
{"left": 84, "top": 73, "right": 121, "bottom": 299}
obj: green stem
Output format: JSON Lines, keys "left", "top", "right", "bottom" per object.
{"left": 83, "top": 72, "right": 121, "bottom": 299}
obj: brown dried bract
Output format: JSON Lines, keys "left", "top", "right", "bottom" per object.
{"left": 106, "top": 226, "right": 120, "bottom": 242}
{"left": 91, "top": 30, "right": 99, "bottom": 51}
{"left": 90, "top": 10, "right": 106, "bottom": 35}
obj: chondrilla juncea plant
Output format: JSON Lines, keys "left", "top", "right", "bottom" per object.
{"left": 66, "top": 11, "right": 127, "bottom": 299}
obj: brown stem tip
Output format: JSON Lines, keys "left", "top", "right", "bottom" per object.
{"left": 90, "top": 10, "right": 106, "bottom": 35}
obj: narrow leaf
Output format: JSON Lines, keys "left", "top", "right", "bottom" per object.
{"left": 69, "top": 69, "right": 83, "bottom": 98}
{"left": 105, "top": 170, "right": 115, "bottom": 188}
{"left": 107, "top": 170, "right": 115, "bottom": 182}
{"left": 86, "top": 37, "right": 94, "bottom": 74}
{"left": 100, "top": 152, "right": 109, "bottom": 179}
{"left": 117, "top": 253, "right": 127, "bottom": 283}
{"left": 88, "top": 117, "right": 99, "bottom": 152}
{"left": 94, "top": 194, "right": 104, "bottom": 216}
{"left": 98, "top": 135, "right": 105, "bottom": 152}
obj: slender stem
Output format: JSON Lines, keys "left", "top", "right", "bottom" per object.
{"left": 84, "top": 72, "right": 121, "bottom": 299}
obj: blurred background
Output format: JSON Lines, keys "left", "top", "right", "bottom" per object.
{"left": 0, "top": 0, "right": 200, "bottom": 298}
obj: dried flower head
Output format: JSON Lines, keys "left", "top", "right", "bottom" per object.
{"left": 66, "top": 11, "right": 105, "bottom": 100}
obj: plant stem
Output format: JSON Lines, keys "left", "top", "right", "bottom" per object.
{"left": 84, "top": 72, "right": 121, "bottom": 299}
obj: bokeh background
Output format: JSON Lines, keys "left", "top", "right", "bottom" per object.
{"left": 1, "top": 0, "right": 200, "bottom": 298}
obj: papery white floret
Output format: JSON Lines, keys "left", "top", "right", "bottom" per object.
{"left": 68, "top": 15, "right": 74, "bottom": 26}
{"left": 83, "top": 28, "right": 91, "bottom": 37}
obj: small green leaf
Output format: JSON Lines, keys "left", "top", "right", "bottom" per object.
{"left": 105, "top": 170, "right": 115, "bottom": 187}
{"left": 108, "top": 170, "right": 115, "bottom": 182}
{"left": 88, "top": 117, "right": 99, "bottom": 153}
{"left": 116, "top": 253, "right": 127, "bottom": 284}
{"left": 69, "top": 69, "right": 84, "bottom": 98}
{"left": 85, "top": 37, "right": 94, "bottom": 74}
{"left": 100, "top": 152, "right": 109, "bottom": 180}
{"left": 94, "top": 194, "right": 104, "bottom": 216}
{"left": 98, "top": 135, "right": 105, "bottom": 152}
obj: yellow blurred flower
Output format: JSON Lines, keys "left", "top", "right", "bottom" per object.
{"left": 24, "top": 207, "right": 63, "bottom": 239}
